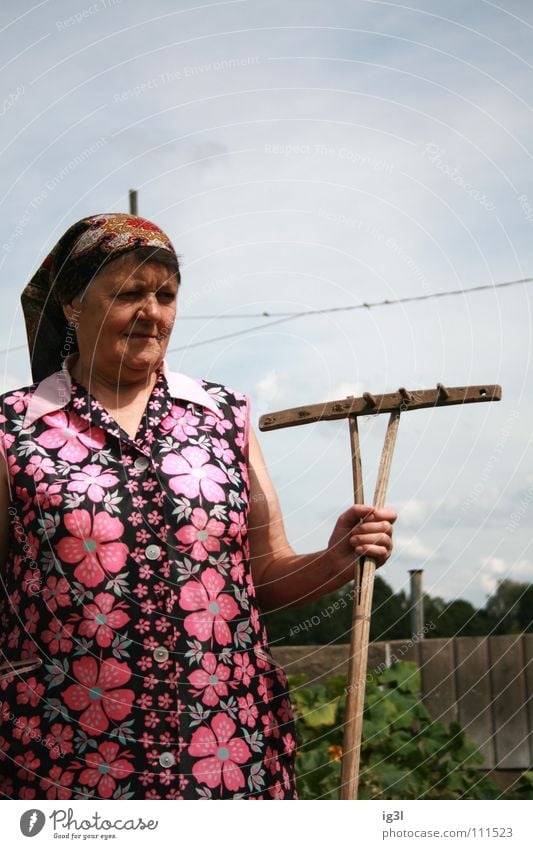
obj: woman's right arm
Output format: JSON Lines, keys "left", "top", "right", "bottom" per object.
{"left": 0, "top": 454, "right": 10, "bottom": 579}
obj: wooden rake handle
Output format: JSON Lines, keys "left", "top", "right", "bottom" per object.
{"left": 340, "top": 410, "right": 401, "bottom": 800}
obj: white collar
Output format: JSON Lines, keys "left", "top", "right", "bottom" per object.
{"left": 23, "top": 358, "right": 222, "bottom": 428}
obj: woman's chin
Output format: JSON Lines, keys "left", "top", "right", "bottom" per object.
{"left": 120, "top": 340, "right": 166, "bottom": 372}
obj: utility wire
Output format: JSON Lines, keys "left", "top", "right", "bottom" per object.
{"left": 167, "top": 311, "right": 306, "bottom": 352}
{"left": 175, "top": 275, "right": 533, "bottom": 320}
{"left": 167, "top": 275, "right": 532, "bottom": 352}
{"left": 1, "top": 275, "right": 531, "bottom": 357}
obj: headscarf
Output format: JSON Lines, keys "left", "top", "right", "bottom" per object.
{"left": 21, "top": 213, "right": 180, "bottom": 382}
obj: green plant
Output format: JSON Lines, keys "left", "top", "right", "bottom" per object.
{"left": 289, "top": 661, "right": 504, "bottom": 799}
{"left": 506, "top": 771, "right": 533, "bottom": 799}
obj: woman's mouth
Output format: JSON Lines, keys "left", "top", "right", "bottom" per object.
{"left": 127, "top": 333, "right": 160, "bottom": 339}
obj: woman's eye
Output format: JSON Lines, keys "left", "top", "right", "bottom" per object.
{"left": 115, "top": 290, "right": 175, "bottom": 302}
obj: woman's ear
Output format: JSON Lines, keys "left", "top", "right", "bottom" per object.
{"left": 62, "top": 300, "right": 80, "bottom": 323}
{"left": 62, "top": 302, "right": 74, "bottom": 322}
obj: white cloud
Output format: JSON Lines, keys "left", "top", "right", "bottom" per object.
{"left": 394, "top": 534, "right": 434, "bottom": 562}
{"left": 479, "top": 557, "right": 507, "bottom": 595}
{"left": 511, "top": 560, "right": 533, "bottom": 582}
{"left": 479, "top": 556, "right": 533, "bottom": 596}
{"left": 328, "top": 380, "right": 366, "bottom": 402}
{"left": 252, "top": 369, "right": 290, "bottom": 415}
{"left": 395, "top": 499, "right": 429, "bottom": 528}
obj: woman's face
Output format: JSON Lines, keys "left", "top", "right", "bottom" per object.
{"left": 66, "top": 253, "right": 178, "bottom": 383}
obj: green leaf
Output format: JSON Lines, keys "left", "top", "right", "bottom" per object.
{"left": 290, "top": 660, "right": 501, "bottom": 800}
{"left": 324, "top": 675, "right": 349, "bottom": 697}
{"left": 302, "top": 697, "right": 340, "bottom": 729}
{"left": 379, "top": 661, "right": 420, "bottom": 694}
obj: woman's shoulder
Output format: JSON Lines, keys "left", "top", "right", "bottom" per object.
{"left": 197, "top": 376, "right": 248, "bottom": 405}
{"left": 166, "top": 369, "right": 248, "bottom": 409}
{"left": 0, "top": 383, "right": 39, "bottom": 459}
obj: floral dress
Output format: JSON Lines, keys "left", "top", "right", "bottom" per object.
{"left": 0, "top": 365, "right": 297, "bottom": 800}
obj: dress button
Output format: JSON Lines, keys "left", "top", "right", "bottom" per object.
{"left": 153, "top": 646, "right": 169, "bottom": 663}
{"left": 159, "top": 752, "right": 175, "bottom": 769}
{"left": 134, "top": 456, "right": 150, "bottom": 471}
{"left": 146, "top": 544, "right": 161, "bottom": 560}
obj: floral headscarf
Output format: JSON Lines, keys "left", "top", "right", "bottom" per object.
{"left": 21, "top": 213, "right": 180, "bottom": 382}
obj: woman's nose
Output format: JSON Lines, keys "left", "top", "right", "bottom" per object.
{"left": 138, "top": 293, "right": 161, "bottom": 320}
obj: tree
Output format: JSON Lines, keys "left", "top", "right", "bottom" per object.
{"left": 263, "top": 575, "right": 533, "bottom": 646}
{"left": 369, "top": 577, "right": 410, "bottom": 641}
{"left": 484, "top": 579, "right": 529, "bottom": 634}
{"left": 518, "top": 584, "right": 533, "bottom": 632}
{"left": 264, "top": 576, "right": 412, "bottom": 646}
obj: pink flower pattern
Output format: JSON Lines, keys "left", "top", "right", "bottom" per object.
{"left": 55, "top": 510, "right": 128, "bottom": 587}
{"left": 188, "top": 652, "right": 232, "bottom": 706}
{"left": 62, "top": 656, "right": 134, "bottom": 735}
{"left": 36, "top": 411, "right": 105, "bottom": 462}
{"left": 189, "top": 713, "right": 251, "bottom": 791}
{"left": 75, "top": 741, "right": 134, "bottom": 798}
{"left": 175, "top": 507, "right": 225, "bottom": 562}
{"left": 67, "top": 464, "right": 120, "bottom": 502}
{"left": 161, "top": 446, "right": 228, "bottom": 502}
{"left": 160, "top": 405, "right": 200, "bottom": 441}
{"left": 180, "top": 567, "right": 239, "bottom": 645}
{"left": 76, "top": 592, "right": 131, "bottom": 647}
{"left": 0, "top": 369, "right": 297, "bottom": 799}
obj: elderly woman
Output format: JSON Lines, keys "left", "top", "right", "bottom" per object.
{"left": 0, "top": 214, "right": 396, "bottom": 800}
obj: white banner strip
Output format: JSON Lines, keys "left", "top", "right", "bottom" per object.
{"left": 3, "top": 799, "right": 529, "bottom": 848}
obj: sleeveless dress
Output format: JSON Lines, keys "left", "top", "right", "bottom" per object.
{"left": 0, "top": 365, "right": 298, "bottom": 800}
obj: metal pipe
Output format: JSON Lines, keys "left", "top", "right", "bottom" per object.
{"left": 409, "top": 569, "right": 424, "bottom": 639}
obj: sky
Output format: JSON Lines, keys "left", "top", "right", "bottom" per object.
{"left": 1, "top": 0, "right": 532, "bottom": 609}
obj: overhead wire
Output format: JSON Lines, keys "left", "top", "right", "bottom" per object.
{"left": 1, "top": 275, "right": 531, "bottom": 357}
{"left": 167, "top": 275, "right": 533, "bottom": 352}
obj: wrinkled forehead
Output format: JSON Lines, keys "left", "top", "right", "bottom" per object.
{"left": 79, "top": 253, "right": 180, "bottom": 299}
